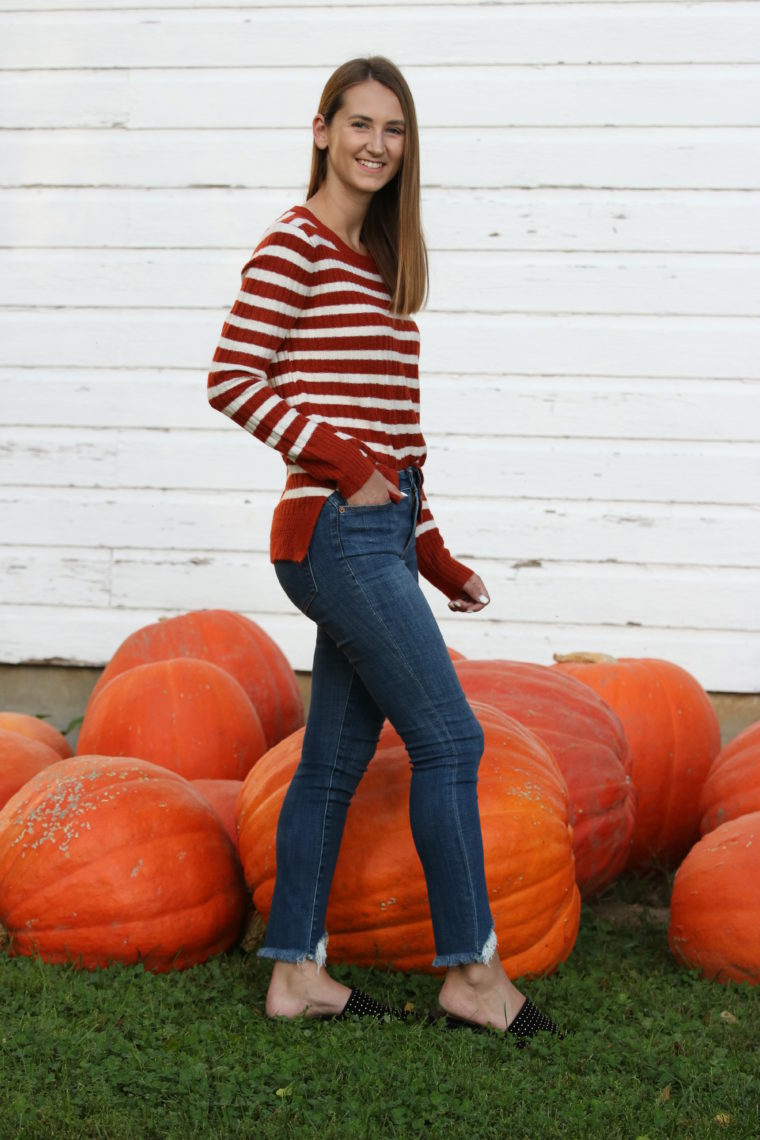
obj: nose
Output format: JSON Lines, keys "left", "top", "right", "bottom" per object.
{"left": 366, "top": 128, "right": 385, "bottom": 155}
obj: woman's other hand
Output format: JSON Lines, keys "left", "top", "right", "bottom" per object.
{"left": 346, "top": 469, "right": 406, "bottom": 506}
{"left": 448, "top": 573, "right": 490, "bottom": 613}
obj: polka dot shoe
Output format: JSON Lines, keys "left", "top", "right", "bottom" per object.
{"left": 327, "top": 987, "right": 412, "bottom": 1022}
{"left": 506, "top": 997, "right": 564, "bottom": 1046}
{"left": 434, "top": 997, "right": 565, "bottom": 1046}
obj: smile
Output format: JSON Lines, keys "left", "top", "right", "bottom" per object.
{"left": 356, "top": 159, "right": 384, "bottom": 170}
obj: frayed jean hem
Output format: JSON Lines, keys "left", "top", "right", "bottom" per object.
{"left": 257, "top": 933, "right": 328, "bottom": 970}
{"left": 431, "top": 928, "right": 498, "bottom": 969}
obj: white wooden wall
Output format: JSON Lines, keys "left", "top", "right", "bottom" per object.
{"left": 1, "top": 0, "right": 759, "bottom": 691}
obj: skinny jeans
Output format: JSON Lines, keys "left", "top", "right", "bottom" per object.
{"left": 259, "top": 466, "right": 495, "bottom": 968}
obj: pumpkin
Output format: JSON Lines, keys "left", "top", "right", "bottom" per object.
{"left": 237, "top": 701, "right": 580, "bottom": 977}
{"left": 452, "top": 660, "right": 635, "bottom": 897}
{"left": 668, "top": 811, "right": 760, "bottom": 985}
{"left": 192, "top": 779, "right": 243, "bottom": 853}
{"left": 0, "top": 729, "right": 62, "bottom": 810}
{"left": 77, "top": 657, "right": 266, "bottom": 781}
{"left": 86, "top": 609, "right": 303, "bottom": 749}
{"left": 699, "top": 720, "right": 760, "bottom": 835}
{"left": 553, "top": 653, "right": 721, "bottom": 869}
{"left": 0, "top": 712, "right": 73, "bottom": 759}
{"left": 0, "top": 755, "right": 247, "bottom": 971}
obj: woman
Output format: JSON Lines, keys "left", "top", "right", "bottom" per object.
{"left": 208, "top": 57, "right": 561, "bottom": 1041}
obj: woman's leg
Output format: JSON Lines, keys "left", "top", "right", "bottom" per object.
{"left": 277, "top": 483, "right": 494, "bottom": 965}
{"left": 261, "top": 625, "right": 385, "bottom": 1015}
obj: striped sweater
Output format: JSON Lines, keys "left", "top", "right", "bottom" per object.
{"left": 207, "top": 205, "right": 472, "bottom": 599}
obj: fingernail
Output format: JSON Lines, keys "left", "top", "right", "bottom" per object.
{"left": 479, "top": 595, "right": 489, "bottom": 604}
{"left": 399, "top": 492, "right": 407, "bottom": 499}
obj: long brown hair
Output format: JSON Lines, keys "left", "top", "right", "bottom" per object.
{"left": 307, "top": 57, "right": 428, "bottom": 316}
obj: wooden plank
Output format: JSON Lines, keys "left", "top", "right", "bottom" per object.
{"left": 2, "top": 487, "right": 756, "bottom": 567}
{"left": 422, "top": 435, "right": 760, "bottom": 505}
{"left": 2, "top": 426, "right": 758, "bottom": 504}
{"left": 3, "top": 188, "right": 757, "bottom": 253}
{"left": 3, "top": 6, "right": 759, "bottom": 68}
{"left": 3, "top": 64, "right": 758, "bottom": 129}
{"left": 106, "top": 548, "right": 759, "bottom": 631}
{"left": 3, "top": 308, "right": 758, "bottom": 379}
{"left": 3, "top": 127, "right": 758, "bottom": 190}
{"left": 0, "top": 0, "right": 671, "bottom": 9}
{"left": 420, "top": 376, "right": 760, "bottom": 441}
{"left": 4, "top": 371, "right": 758, "bottom": 443}
{"left": 0, "top": 546, "right": 110, "bottom": 606}
{"left": 0, "top": 603, "right": 756, "bottom": 691}
{"left": 1, "top": 0, "right": 453, "bottom": 8}
{"left": 3, "top": 248, "right": 758, "bottom": 317}
{"left": 417, "top": 311, "right": 760, "bottom": 379}
{"left": 427, "top": 252, "right": 760, "bottom": 317}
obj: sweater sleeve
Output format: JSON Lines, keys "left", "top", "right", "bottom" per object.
{"left": 414, "top": 480, "right": 474, "bottom": 600}
{"left": 207, "top": 221, "right": 378, "bottom": 499}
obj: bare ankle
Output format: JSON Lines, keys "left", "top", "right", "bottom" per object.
{"left": 439, "top": 957, "right": 525, "bottom": 1030}
{"left": 265, "top": 959, "right": 350, "bottom": 1019}
{"left": 452, "top": 961, "right": 490, "bottom": 986}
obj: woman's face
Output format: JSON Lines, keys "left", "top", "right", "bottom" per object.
{"left": 314, "top": 79, "right": 406, "bottom": 197}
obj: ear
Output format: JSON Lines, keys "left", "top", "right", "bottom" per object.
{"left": 312, "top": 114, "right": 329, "bottom": 151}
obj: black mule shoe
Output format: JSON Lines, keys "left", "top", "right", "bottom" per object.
{"left": 432, "top": 997, "right": 564, "bottom": 1047}
{"left": 322, "top": 987, "right": 412, "bottom": 1022}
{"left": 504, "top": 997, "right": 565, "bottom": 1045}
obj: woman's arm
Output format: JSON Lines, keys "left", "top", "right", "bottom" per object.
{"left": 207, "top": 221, "right": 378, "bottom": 500}
{"left": 414, "top": 486, "right": 489, "bottom": 610}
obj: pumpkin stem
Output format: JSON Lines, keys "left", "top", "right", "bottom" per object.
{"left": 0, "top": 921, "right": 9, "bottom": 953}
{"left": 240, "top": 909, "right": 266, "bottom": 952}
{"left": 553, "top": 652, "right": 618, "bottom": 664}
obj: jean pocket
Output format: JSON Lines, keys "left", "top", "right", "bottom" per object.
{"left": 335, "top": 496, "right": 407, "bottom": 558}
{"left": 275, "top": 555, "right": 318, "bottom": 616}
{"left": 341, "top": 499, "right": 394, "bottom": 513}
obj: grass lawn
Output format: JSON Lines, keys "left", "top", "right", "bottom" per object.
{"left": 0, "top": 873, "right": 757, "bottom": 1140}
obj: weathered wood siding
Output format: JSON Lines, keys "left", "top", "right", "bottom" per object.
{"left": 2, "top": 1, "right": 759, "bottom": 690}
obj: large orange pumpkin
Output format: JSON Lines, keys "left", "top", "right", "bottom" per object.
{"left": 668, "top": 811, "right": 760, "bottom": 985}
{"left": 86, "top": 609, "right": 303, "bottom": 749}
{"left": 77, "top": 657, "right": 266, "bottom": 780}
{"left": 0, "top": 756, "right": 247, "bottom": 971}
{"left": 699, "top": 721, "right": 760, "bottom": 836}
{"left": 237, "top": 702, "right": 580, "bottom": 977}
{"left": 452, "top": 660, "right": 635, "bottom": 897}
{"left": 0, "top": 712, "right": 73, "bottom": 759}
{"left": 0, "top": 729, "right": 62, "bottom": 810}
{"left": 553, "top": 653, "right": 721, "bottom": 869}
{"left": 192, "top": 779, "right": 243, "bottom": 854}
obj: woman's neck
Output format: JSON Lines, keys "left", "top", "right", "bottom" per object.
{"left": 305, "top": 185, "right": 370, "bottom": 255}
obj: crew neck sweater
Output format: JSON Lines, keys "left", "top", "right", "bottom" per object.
{"left": 207, "top": 206, "right": 472, "bottom": 600}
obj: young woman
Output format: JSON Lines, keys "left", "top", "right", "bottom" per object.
{"left": 208, "top": 57, "right": 561, "bottom": 1041}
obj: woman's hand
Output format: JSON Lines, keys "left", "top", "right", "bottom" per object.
{"left": 346, "top": 469, "right": 406, "bottom": 507}
{"left": 448, "top": 573, "right": 490, "bottom": 614}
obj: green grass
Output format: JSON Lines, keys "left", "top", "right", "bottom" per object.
{"left": 1, "top": 875, "right": 757, "bottom": 1140}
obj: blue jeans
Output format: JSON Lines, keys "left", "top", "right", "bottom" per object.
{"left": 260, "top": 467, "right": 495, "bottom": 969}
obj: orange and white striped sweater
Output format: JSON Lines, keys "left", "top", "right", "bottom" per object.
{"left": 207, "top": 206, "right": 472, "bottom": 599}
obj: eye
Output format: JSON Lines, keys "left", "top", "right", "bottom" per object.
{"left": 387, "top": 127, "right": 405, "bottom": 137}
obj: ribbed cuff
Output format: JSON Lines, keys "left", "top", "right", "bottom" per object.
{"left": 416, "top": 532, "right": 473, "bottom": 600}
{"left": 308, "top": 424, "right": 378, "bottom": 499}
